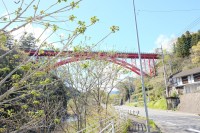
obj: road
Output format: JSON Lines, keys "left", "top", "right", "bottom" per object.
{"left": 115, "top": 106, "right": 200, "bottom": 133}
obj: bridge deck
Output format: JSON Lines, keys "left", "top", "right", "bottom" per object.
{"left": 24, "top": 50, "right": 159, "bottom": 59}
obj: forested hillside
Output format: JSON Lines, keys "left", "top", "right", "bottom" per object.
{"left": 128, "top": 30, "right": 200, "bottom": 107}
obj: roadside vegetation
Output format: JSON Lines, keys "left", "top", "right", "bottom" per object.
{"left": 0, "top": 0, "right": 127, "bottom": 132}
{"left": 120, "top": 30, "right": 200, "bottom": 110}
{"left": 147, "top": 98, "right": 167, "bottom": 110}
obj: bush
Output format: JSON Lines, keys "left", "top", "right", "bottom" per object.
{"left": 147, "top": 98, "right": 167, "bottom": 110}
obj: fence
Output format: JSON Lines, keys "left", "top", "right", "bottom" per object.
{"left": 76, "top": 107, "right": 140, "bottom": 133}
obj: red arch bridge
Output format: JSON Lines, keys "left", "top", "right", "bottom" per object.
{"left": 25, "top": 50, "right": 160, "bottom": 76}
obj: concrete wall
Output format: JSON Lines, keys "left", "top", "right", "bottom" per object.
{"left": 178, "top": 93, "right": 200, "bottom": 114}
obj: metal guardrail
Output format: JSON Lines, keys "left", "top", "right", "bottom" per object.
{"left": 77, "top": 107, "right": 140, "bottom": 133}
{"left": 128, "top": 121, "right": 146, "bottom": 132}
{"left": 76, "top": 116, "right": 117, "bottom": 133}
{"left": 114, "top": 107, "right": 140, "bottom": 116}
{"left": 99, "top": 120, "right": 115, "bottom": 133}
{"left": 114, "top": 107, "right": 147, "bottom": 132}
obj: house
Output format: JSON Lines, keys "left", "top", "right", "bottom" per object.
{"left": 168, "top": 67, "right": 200, "bottom": 95}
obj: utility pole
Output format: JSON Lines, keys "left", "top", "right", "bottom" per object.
{"left": 161, "top": 45, "right": 169, "bottom": 97}
{"left": 132, "top": 0, "right": 150, "bottom": 132}
{"left": 128, "top": 76, "right": 131, "bottom": 103}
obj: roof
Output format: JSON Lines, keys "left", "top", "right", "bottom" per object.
{"left": 173, "top": 67, "right": 200, "bottom": 78}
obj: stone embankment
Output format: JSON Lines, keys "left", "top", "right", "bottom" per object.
{"left": 178, "top": 93, "right": 200, "bottom": 114}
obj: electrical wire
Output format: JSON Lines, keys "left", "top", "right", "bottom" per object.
{"left": 178, "top": 16, "right": 200, "bottom": 36}
{"left": 138, "top": 9, "right": 200, "bottom": 13}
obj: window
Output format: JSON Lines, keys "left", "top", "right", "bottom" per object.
{"left": 182, "top": 76, "right": 188, "bottom": 84}
{"left": 176, "top": 86, "right": 184, "bottom": 95}
{"left": 193, "top": 73, "right": 200, "bottom": 82}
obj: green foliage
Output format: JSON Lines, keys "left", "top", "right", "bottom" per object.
{"left": 52, "top": 24, "right": 59, "bottom": 32}
{"left": 116, "top": 77, "right": 134, "bottom": 102}
{"left": 174, "top": 30, "right": 200, "bottom": 58}
{"left": 81, "top": 62, "right": 89, "bottom": 69}
{"left": 125, "top": 101, "right": 144, "bottom": 107}
{"left": 20, "top": 64, "right": 31, "bottom": 71}
{"left": 149, "top": 119, "right": 157, "bottom": 129}
{"left": 122, "top": 119, "right": 131, "bottom": 133}
{"left": 90, "top": 16, "right": 99, "bottom": 24}
{"left": 21, "top": 105, "right": 28, "bottom": 109}
{"left": 108, "top": 94, "right": 120, "bottom": 105}
{"left": 110, "top": 25, "right": 119, "bottom": 33}
{"left": 73, "top": 45, "right": 84, "bottom": 52}
{"left": 33, "top": 71, "right": 47, "bottom": 77}
{"left": 69, "top": 15, "right": 76, "bottom": 21}
{"left": 0, "top": 49, "right": 69, "bottom": 132}
{"left": 147, "top": 98, "right": 167, "bottom": 110}
{"left": 191, "top": 41, "right": 200, "bottom": 64}
{"left": 19, "top": 33, "right": 36, "bottom": 49}
{"left": 58, "top": 0, "right": 67, "bottom": 3}
{"left": 0, "top": 31, "right": 14, "bottom": 50}
{"left": 33, "top": 100, "right": 40, "bottom": 105}
{"left": 54, "top": 118, "right": 61, "bottom": 124}
{"left": 39, "top": 78, "right": 51, "bottom": 85}
{"left": 70, "top": 1, "right": 78, "bottom": 8}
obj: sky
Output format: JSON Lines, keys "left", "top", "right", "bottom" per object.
{"left": 1, "top": 0, "right": 200, "bottom": 53}
{"left": 73, "top": 0, "right": 200, "bottom": 52}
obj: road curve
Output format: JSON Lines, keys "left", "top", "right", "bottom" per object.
{"left": 115, "top": 106, "right": 200, "bottom": 133}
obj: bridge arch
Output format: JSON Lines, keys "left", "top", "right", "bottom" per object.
{"left": 24, "top": 49, "right": 158, "bottom": 76}
{"left": 53, "top": 56, "right": 148, "bottom": 76}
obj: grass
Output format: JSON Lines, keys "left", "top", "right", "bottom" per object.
{"left": 122, "top": 119, "right": 132, "bottom": 133}
{"left": 126, "top": 98, "right": 167, "bottom": 110}
{"left": 137, "top": 116, "right": 158, "bottom": 131}
{"left": 147, "top": 98, "right": 167, "bottom": 110}
{"left": 149, "top": 119, "right": 157, "bottom": 129}
{"left": 125, "top": 101, "right": 144, "bottom": 107}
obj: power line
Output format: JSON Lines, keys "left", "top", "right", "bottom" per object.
{"left": 138, "top": 9, "right": 200, "bottom": 13}
{"left": 178, "top": 16, "right": 200, "bottom": 36}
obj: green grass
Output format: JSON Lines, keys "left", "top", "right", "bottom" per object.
{"left": 126, "top": 98, "right": 167, "bottom": 110}
{"left": 137, "top": 116, "right": 158, "bottom": 130}
{"left": 125, "top": 101, "right": 144, "bottom": 107}
{"left": 147, "top": 98, "right": 167, "bottom": 110}
{"left": 149, "top": 119, "right": 157, "bottom": 129}
{"left": 122, "top": 119, "right": 132, "bottom": 133}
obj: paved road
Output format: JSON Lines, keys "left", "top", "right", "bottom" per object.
{"left": 115, "top": 106, "right": 200, "bottom": 133}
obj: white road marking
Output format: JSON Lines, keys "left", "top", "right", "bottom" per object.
{"left": 160, "top": 121, "right": 177, "bottom": 126}
{"left": 187, "top": 128, "right": 200, "bottom": 133}
{"left": 165, "top": 122, "right": 177, "bottom": 126}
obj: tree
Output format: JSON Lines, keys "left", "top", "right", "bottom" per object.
{"left": 58, "top": 57, "right": 125, "bottom": 132}
{"left": 184, "top": 31, "right": 192, "bottom": 57}
{"left": 0, "top": 31, "right": 14, "bottom": 50}
{"left": 0, "top": 0, "right": 119, "bottom": 133}
{"left": 176, "top": 36, "right": 185, "bottom": 58}
{"left": 116, "top": 77, "right": 135, "bottom": 103}
{"left": 175, "top": 30, "right": 200, "bottom": 58}
{"left": 191, "top": 41, "right": 200, "bottom": 64}
{"left": 0, "top": 0, "right": 119, "bottom": 132}
{"left": 19, "top": 33, "right": 36, "bottom": 49}
{"left": 0, "top": 49, "right": 70, "bottom": 132}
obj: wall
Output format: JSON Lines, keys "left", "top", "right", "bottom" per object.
{"left": 178, "top": 93, "right": 200, "bottom": 114}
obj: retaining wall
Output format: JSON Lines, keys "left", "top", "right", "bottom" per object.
{"left": 178, "top": 93, "right": 200, "bottom": 114}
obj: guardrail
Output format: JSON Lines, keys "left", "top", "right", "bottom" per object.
{"left": 114, "top": 106, "right": 140, "bottom": 116}
{"left": 99, "top": 120, "right": 115, "bottom": 133}
{"left": 76, "top": 116, "right": 116, "bottom": 133}
{"left": 76, "top": 107, "right": 139, "bottom": 133}
{"left": 114, "top": 107, "right": 147, "bottom": 132}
